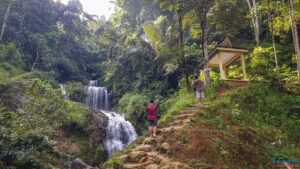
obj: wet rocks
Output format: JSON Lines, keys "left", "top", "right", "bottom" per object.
{"left": 70, "top": 158, "right": 98, "bottom": 169}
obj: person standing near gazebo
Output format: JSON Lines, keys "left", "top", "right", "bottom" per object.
{"left": 192, "top": 75, "right": 204, "bottom": 103}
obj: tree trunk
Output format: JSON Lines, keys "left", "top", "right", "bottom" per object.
{"left": 267, "top": 0, "right": 279, "bottom": 76}
{"left": 15, "top": 0, "right": 26, "bottom": 45}
{"left": 289, "top": 0, "right": 300, "bottom": 77}
{"left": 253, "top": 0, "right": 260, "bottom": 44}
{"left": 0, "top": 1, "right": 12, "bottom": 42}
{"left": 184, "top": 71, "right": 191, "bottom": 91}
{"left": 246, "top": 0, "right": 260, "bottom": 45}
{"left": 177, "top": 7, "right": 191, "bottom": 90}
{"left": 31, "top": 48, "right": 39, "bottom": 71}
{"left": 178, "top": 10, "right": 184, "bottom": 64}
{"left": 200, "top": 13, "right": 211, "bottom": 85}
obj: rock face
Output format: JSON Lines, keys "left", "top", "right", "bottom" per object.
{"left": 58, "top": 107, "right": 109, "bottom": 166}
{"left": 71, "top": 158, "right": 99, "bottom": 169}
{"left": 85, "top": 110, "right": 108, "bottom": 146}
{"left": 83, "top": 109, "right": 109, "bottom": 163}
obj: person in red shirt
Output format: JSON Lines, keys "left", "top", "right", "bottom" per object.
{"left": 146, "top": 100, "right": 158, "bottom": 138}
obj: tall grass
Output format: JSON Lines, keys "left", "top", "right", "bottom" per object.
{"left": 158, "top": 87, "right": 197, "bottom": 127}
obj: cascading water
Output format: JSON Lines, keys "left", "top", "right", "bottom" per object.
{"left": 85, "top": 81, "right": 109, "bottom": 110}
{"left": 85, "top": 80, "right": 137, "bottom": 158}
{"left": 59, "top": 84, "right": 67, "bottom": 99}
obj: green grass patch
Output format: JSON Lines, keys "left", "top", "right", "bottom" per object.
{"left": 158, "top": 88, "right": 197, "bottom": 127}
{"left": 201, "top": 81, "right": 300, "bottom": 167}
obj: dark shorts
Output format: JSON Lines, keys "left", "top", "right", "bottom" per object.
{"left": 148, "top": 120, "right": 157, "bottom": 126}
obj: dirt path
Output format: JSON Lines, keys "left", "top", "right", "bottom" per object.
{"left": 119, "top": 107, "right": 201, "bottom": 169}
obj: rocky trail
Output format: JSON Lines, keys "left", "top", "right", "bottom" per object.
{"left": 117, "top": 106, "right": 203, "bottom": 169}
{"left": 103, "top": 98, "right": 282, "bottom": 169}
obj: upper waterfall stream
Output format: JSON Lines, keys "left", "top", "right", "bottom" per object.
{"left": 85, "top": 80, "right": 137, "bottom": 158}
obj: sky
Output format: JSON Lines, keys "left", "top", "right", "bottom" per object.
{"left": 58, "top": 0, "right": 115, "bottom": 19}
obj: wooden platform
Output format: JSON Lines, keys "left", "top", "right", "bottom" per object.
{"left": 216, "top": 79, "right": 249, "bottom": 96}
{"left": 224, "top": 79, "right": 249, "bottom": 88}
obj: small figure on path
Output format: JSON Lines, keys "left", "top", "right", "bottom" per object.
{"left": 146, "top": 100, "right": 158, "bottom": 138}
{"left": 192, "top": 75, "right": 204, "bottom": 103}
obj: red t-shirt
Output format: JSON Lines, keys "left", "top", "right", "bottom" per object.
{"left": 147, "top": 103, "right": 157, "bottom": 121}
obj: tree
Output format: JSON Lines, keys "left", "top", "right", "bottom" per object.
{"left": 212, "top": 0, "right": 249, "bottom": 37}
{"left": 0, "top": 0, "right": 15, "bottom": 42}
{"left": 268, "top": 0, "right": 279, "bottom": 75}
{"left": 246, "top": 0, "right": 260, "bottom": 45}
{"left": 176, "top": 1, "right": 191, "bottom": 90}
{"left": 288, "top": 0, "right": 300, "bottom": 76}
{"left": 191, "top": 0, "right": 216, "bottom": 85}
{"left": 157, "top": 0, "right": 194, "bottom": 90}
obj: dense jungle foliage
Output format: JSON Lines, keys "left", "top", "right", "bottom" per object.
{"left": 0, "top": 0, "right": 299, "bottom": 168}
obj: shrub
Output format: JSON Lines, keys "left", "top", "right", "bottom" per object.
{"left": 0, "top": 106, "right": 66, "bottom": 169}
{"left": 65, "top": 82, "right": 87, "bottom": 102}
{"left": 117, "top": 93, "right": 149, "bottom": 134}
{"left": 228, "top": 82, "right": 300, "bottom": 143}
{"left": 0, "top": 43, "right": 24, "bottom": 69}
{"left": 204, "top": 79, "right": 231, "bottom": 100}
{"left": 284, "top": 76, "right": 300, "bottom": 95}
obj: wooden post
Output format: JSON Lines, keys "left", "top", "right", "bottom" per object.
{"left": 218, "top": 52, "right": 226, "bottom": 79}
{"left": 241, "top": 53, "right": 248, "bottom": 80}
{"left": 224, "top": 67, "right": 227, "bottom": 79}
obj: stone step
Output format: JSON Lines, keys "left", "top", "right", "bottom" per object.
{"left": 127, "top": 151, "right": 148, "bottom": 163}
{"left": 123, "top": 162, "right": 149, "bottom": 169}
{"left": 145, "top": 164, "right": 159, "bottom": 169}
{"left": 133, "top": 144, "right": 153, "bottom": 152}
{"left": 160, "top": 162, "right": 192, "bottom": 169}
{"left": 147, "top": 151, "right": 170, "bottom": 164}
{"left": 166, "top": 119, "right": 190, "bottom": 127}
{"left": 173, "top": 113, "right": 195, "bottom": 121}
{"left": 160, "top": 126, "right": 184, "bottom": 133}
{"left": 142, "top": 137, "right": 159, "bottom": 144}
{"left": 182, "top": 106, "right": 203, "bottom": 112}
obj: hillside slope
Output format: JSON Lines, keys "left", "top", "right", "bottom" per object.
{"left": 103, "top": 83, "right": 300, "bottom": 169}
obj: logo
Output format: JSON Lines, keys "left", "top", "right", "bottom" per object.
{"left": 273, "top": 159, "right": 299, "bottom": 168}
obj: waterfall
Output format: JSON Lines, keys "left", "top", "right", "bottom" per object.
{"left": 59, "top": 84, "right": 68, "bottom": 99}
{"left": 85, "top": 80, "right": 137, "bottom": 158}
{"left": 102, "top": 111, "right": 137, "bottom": 158}
{"left": 85, "top": 80, "right": 109, "bottom": 110}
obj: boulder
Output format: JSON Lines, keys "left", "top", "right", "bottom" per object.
{"left": 129, "top": 151, "right": 147, "bottom": 161}
{"left": 70, "top": 158, "right": 98, "bottom": 169}
{"left": 84, "top": 110, "right": 108, "bottom": 145}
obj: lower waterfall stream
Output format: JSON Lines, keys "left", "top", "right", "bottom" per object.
{"left": 85, "top": 80, "right": 137, "bottom": 158}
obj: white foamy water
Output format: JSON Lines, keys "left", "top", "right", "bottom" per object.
{"left": 85, "top": 80, "right": 137, "bottom": 158}
{"left": 59, "top": 84, "right": 68, "bottom": 99}
{"left": 102, "top": 111, "right": 137, "bottom": 157}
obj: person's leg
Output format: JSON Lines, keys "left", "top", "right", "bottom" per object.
{"left": 153, "top": 126, "right": 157, "bottom": 137}
{"left": 199, "top": 93, "right": 202, "bottom": 102}
{"left": 148, "top": 120, "right": 153, "bottom": 137}
{"left": 151, "top": 126, "right": 154, "bottom": 137}
{"left": 148, "top": 126, "right": 152, "bottom": 137}
{"left": 153, "top": 120, "right": 158, "bottom": 137}
{"left": 196, "top": 91, "right": 201, "bottom": 102}
{"left": 200, "top": 91, "right": 204, "bottom": 102}
{"left": 196, "top": 91, "right": 200, "bottom": 102}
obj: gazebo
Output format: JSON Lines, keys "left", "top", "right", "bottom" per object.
{"left": 208, "top": 38, "right": 249, "bottom": 87}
